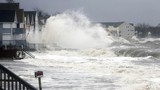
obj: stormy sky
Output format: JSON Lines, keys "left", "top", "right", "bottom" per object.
{"left": 1, "top": 0, "right": 160, "bottom": 26}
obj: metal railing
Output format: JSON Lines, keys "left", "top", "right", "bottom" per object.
{"left": 0, "top": 64, "right": 37, "bottom": 90}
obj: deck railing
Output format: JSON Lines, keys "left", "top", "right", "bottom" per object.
{"left": 0, "top": 64, "right": 37, "bottom": 90}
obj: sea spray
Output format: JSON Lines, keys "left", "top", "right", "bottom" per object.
{"left": 41, "top": 11, "right": 115, "bottom": 49}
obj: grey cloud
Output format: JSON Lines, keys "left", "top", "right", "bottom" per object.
{"left": 10, "top": 0, "right": 160, "bottom": 25}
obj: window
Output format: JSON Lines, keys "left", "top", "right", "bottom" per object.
{"left": 17, "top": 23, "right": 20, "bottom": 28}
{"left": 3, "top": 23, "right": 11, "bottom": 28}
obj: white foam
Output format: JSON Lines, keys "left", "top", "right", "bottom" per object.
{"left": 28, "top": 10, "right": 115, "bottom": 49}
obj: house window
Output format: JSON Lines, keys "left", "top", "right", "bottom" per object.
{"left": 3, "top": 23, "right": 11, "bottom": 28}
{"left": 20, "top": 23, "right": 24, "bottom": 28}
{"left": 17, "top": 23, "right": 20, "bottom": 28}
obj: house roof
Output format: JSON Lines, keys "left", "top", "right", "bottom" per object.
{"left": 0, "top": 3, "right": 24, "bottom": 23}
{"left": 24, "top": 11, "right": 45, "bottom": 25}
{"left": 17, "top": 9, "right": 24, "bottom": 22}
{"left": 24, "top": 11, "right": 36, "bottom": 25}
{"left": 101, "top": 22, "right": 124, "bottom": 27}
{"left": 0, "top": 3, "right": 19, "bottom": 10}
{"left": 0, "top": 10, "right": 15, "bottom": 22}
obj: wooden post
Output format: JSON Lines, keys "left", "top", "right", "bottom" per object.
{"left": 38, "top": 77, "right": 42, "bottom": 90}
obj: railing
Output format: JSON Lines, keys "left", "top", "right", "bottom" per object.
{"left": 24, "top": 51, "right": 35, "bottom": 58}
{"left": 2, "top": 40, "right": 26, "bottom": 47}
{"left": 0, "top": 64, "right": 37, "bottom": 90}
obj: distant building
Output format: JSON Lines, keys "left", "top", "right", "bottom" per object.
{"left": 24, "top": 11, "right": 46, "bottom": 50}
{"left": 24, "top": 11, "right": 46, "bottom": 32}
{"left": 24, "top": 11, "right": 37, "bottom": 32}
{"left": 101, "top": 22, "right": 136, "bottom": 39}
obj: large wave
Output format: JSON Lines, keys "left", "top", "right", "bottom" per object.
{"left": 28, "top": 10, "right": 160, "bottom": 58}
{"left": 40, "top": 11, "right": 115, "bottom": 49}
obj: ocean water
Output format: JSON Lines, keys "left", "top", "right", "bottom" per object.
{"left": 2, "top": 39, "right": 160, "bottom": 90}
{"left": 1, "top": 11, "right": 160, "bottom": 90}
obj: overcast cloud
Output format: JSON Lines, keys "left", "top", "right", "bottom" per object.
{"left": 1, "top": 0, "right": 160, "bottom": 26}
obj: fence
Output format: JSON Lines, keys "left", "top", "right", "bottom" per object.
{"left": 0, "top": 64, "right": 37, "bottom": 90}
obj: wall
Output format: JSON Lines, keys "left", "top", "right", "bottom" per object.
{"left": 3, "top": 23, "right": 17, "bottom": 28}
{"left": 1, "top": 22, "right": 26, "bottom": 46}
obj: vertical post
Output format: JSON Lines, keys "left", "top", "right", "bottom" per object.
{"left": 11, "top": 77, "right": 14, "bottom": 90}
{"left": 35, "top": 71, "right": 43, "bottom": 90}
{"left": 10, "top": 23, "right": 13, "bottom": 45}
{"left": 0, "top": 70, "right": 2, "bottom": 87}
{"left": 8, "top": 75, "right": 10, "bottom": 90}
{"left": 15, "top": 81, "right": 17, "bottom": 90}
{"left": 23, "top": 85, "right": 25, "bottom": 90}
{"left": 19, "top": 82, "right": 21, "bottom": 90}
{"left": 4, "top": 73, "right": 6, "bottom": 90}
{"left": 38, "top": 77, "right": 42, "bottom": 90}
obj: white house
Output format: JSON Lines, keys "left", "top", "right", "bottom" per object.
{"left": 0, "top": 8, "right": 26, "bottom": 46}
{"left": 24, "top": 11, "right": 46, "bottom": 33}
{"left": 101, "top": 22, "right": 136, "bottom": 39}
